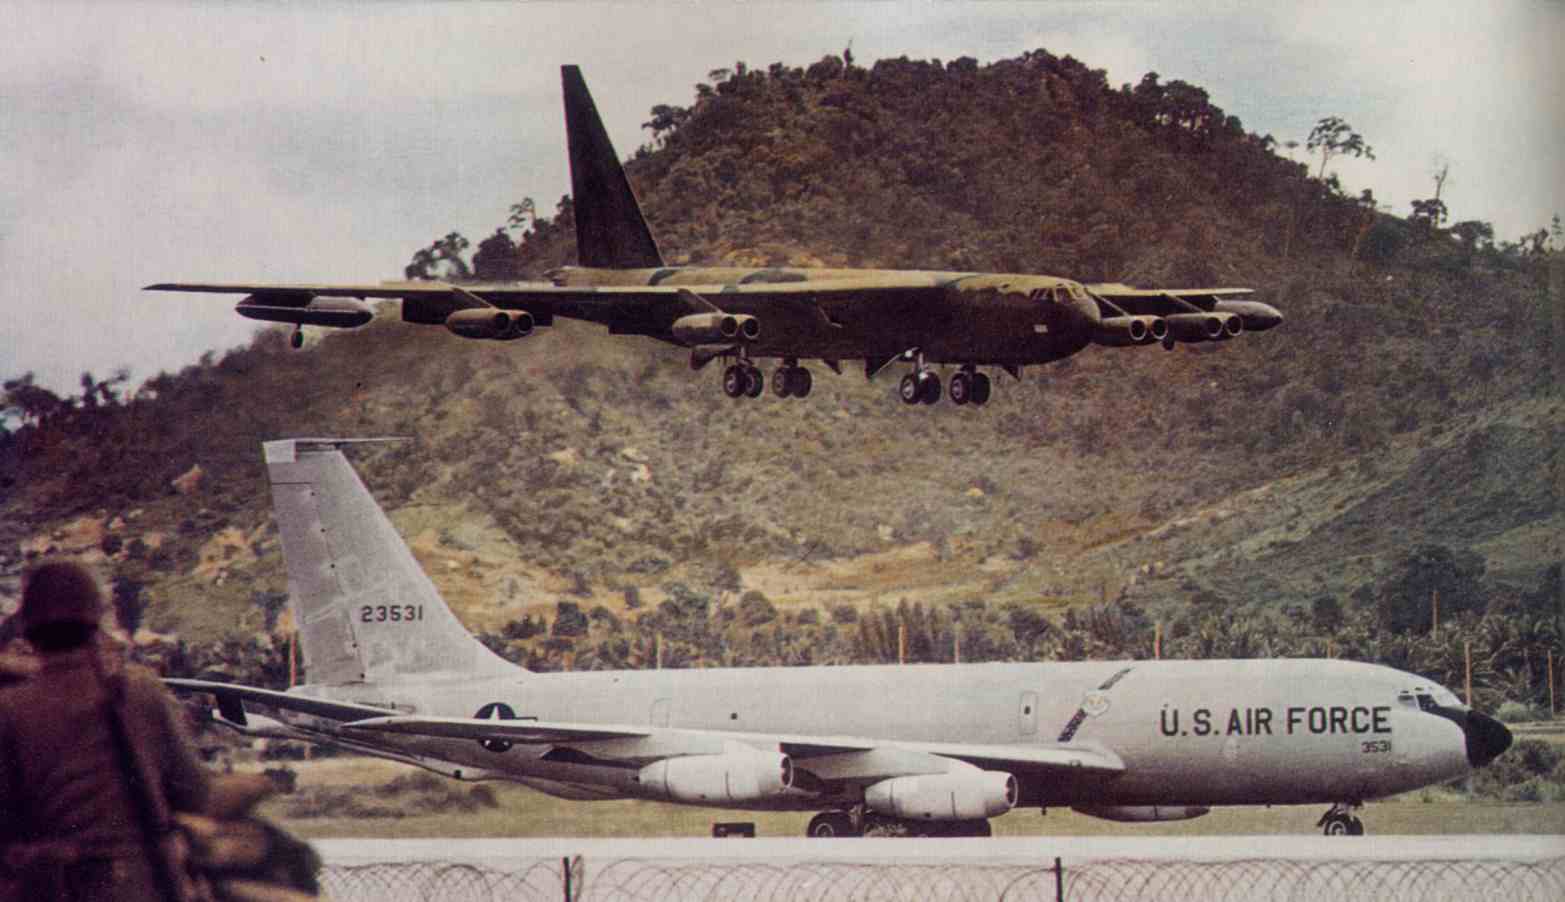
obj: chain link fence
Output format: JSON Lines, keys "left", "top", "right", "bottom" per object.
{"left": 320, "top": 853, "right": 1565, "bottom": 901}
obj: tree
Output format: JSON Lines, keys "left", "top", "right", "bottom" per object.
{"left": 552, "top": 601, "right": 589, "bottom": 638}
{"left": 1306, "top": 116, "right": 1375, "bottom": 181}
{"left": 404, "top": 232, "right": 472, "bottom": 280}
{"left": 507, "top": 198, "right": 537, "bottom": 232}
{"left": 1449, "top": 220, "right": 1494, "bottom": 266}
{"left": 472, "top": 228, "right": 521, "bottom": 281}
{"left": 1410, "top": 197, "right": 1449, "bottom": 236}
{"left": 2, "top": 372, "right": 64, "bottom": 428}
{"left": 1373, "top": 545, "right": 1487, "bottom": 635}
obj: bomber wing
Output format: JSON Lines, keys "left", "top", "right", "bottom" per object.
{"left": 146, "top": 277, "right": 945, "bottom": 335}
{"left": 1087, "top": 283, "right": 1283, "bottom": 335}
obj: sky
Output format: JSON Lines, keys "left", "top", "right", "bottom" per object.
{"left": 2, "top": 0, "right": 1560, "bottom": 397}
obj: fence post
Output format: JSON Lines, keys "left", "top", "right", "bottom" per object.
{"left": 562, "top": 855, "right": 571, "bottom": 902}
{"left": 1055, "top": 856, "right": 1064, "bottom": 902}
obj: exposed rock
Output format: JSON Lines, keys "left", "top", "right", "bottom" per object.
{"left": 172, "top": 464, "right": 205, "bottom": 495}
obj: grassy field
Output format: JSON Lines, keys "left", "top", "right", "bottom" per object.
{"left": 258, "top": 758, "right": 1565, "bottom": 840}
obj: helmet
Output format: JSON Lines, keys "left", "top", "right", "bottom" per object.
{"left": 18, "top": 560, "right": 104, "bottom": 631}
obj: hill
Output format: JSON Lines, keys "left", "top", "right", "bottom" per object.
{"left": 2, "top": 51, "right": 1559, "bottom": 712}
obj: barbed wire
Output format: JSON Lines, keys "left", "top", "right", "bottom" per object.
{"left": 318, "top": 855, "right": 1565, "bottom": 902}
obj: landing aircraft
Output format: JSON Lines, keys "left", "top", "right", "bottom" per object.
{"left": 149, "top": 66, "right": 1282, "bottom": 407}
{"left": 171, "top": 438, "right": 1510, "bottom": 837}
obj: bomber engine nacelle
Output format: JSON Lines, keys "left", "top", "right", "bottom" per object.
{"left": 1212, "top": 299, "right": 1284, "bottom": 332}
{"left": 671, "top": 312, "right": 760, "bottom": 345}
{"left": 1092, "top": 315, "right": 1168, "bottom": 347}
{"left": 1072, "top": 805, "right": 1210, "bottom": 822}
{"left": 637, "top": 746, "right": 793, "bottom": 804}
{"left": 444, "top": 308, "right": 535, "bottom": 341}
{"left": 864, "top": 770, "right": 1018, "bottom": 821}
{"left": 1164, "top": 312, "right": 1243, "bottom": 342}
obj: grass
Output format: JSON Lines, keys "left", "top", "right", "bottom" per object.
{"left": 259, "top": 758, "right": 1565, "bottom": 840}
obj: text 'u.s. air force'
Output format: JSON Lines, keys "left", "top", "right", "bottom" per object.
{"left": 1159, "top": 706, "right": 1392, "bottom": 737}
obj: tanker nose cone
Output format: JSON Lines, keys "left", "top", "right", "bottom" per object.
{"left": 1464, "top": 710, "right": 1513, "bottom": 769}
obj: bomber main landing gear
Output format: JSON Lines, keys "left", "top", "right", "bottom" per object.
{"left": 722, "top": 362, "right": 764, "bottom": 399}
{"left": 948, "top": 366, "right": 992, "bottom": 407}
{"left": 898, "top": 353, "right": 941, "bottom": 405}
{"left": 1318, "top": 803, "right": 1365, "bottom": 836}
{"left": 772, "top": 359, "right": 814, "bottom": 399}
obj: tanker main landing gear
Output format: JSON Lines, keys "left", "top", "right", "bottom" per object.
{"left": 805, "top": 810, "right": 994, "bottom": 838}
{"left": 1318, "top": 803, "right": 1364, "bottom": 836}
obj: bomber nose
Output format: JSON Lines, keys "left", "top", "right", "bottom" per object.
{"left": 1464, "top": 710, "right": 1513, "bottom": 769}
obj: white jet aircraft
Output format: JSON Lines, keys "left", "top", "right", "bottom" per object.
{"left": 172, "top": 439, "right": 1511, "bottom": 837}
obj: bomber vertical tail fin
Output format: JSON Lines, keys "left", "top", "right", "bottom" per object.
{"left": 265, "top": 438, "right": 519, "bottom": 686}
{"left": 561, "top": 64, "right": 664, "bottom": 269}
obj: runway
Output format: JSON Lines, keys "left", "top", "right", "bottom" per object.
{"left": 316, "top": 834, "right": 1565, "bottom": 865}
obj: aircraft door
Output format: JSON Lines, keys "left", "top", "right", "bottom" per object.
{"left": 1019, "top": 691, "right": 1039, "bottom": 737}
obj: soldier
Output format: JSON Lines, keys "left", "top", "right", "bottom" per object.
{"left": 0, "top": 560, "right": 211, "bottom": 902}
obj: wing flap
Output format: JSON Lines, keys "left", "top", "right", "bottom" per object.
{"left": 165, "top": 678, "right": 400, "bottom": 723}
{"left": 344, "top": 715, "right": 651, "bottom": 744}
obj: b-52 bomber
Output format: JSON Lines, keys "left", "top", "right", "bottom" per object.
{"left": 170, "top": 438, "right": 1510, "bottom": 838}
{"left": 150, "top": 66, "right": 1283, "bottom": 407}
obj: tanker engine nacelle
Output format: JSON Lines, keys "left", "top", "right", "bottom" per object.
{"left": 1092, "top": 315, "right": 1168, "bottom": 347}
{"left": 672, "top": 312, "right": 760, "bottom": 345}
{"left": 637, "top": 746, "right": 793, "bottom": 804}
{"left": 864, "top": 770, "right": 1018, "bottom": 821}
{"left": 1072, "top": 805, "right": 1210, "bottom": 822}
{"left": 444, "top": 308, "right": 535, "bottom": 341}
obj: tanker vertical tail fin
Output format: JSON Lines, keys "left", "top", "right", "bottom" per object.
{"left": 264, "top": 438, "right": 520, "bottom": 686}
{"left": 561, "top": 64, "right": 664, "bottom": 269}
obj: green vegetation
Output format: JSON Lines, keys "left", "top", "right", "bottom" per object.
{"left": 3, "top": 50, "right": 1561, "bottom": 803}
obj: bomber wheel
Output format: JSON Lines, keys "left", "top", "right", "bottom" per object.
{"left": 1347, "top": 817, "right": 1365, "bottom": 836}
{"left": 971, "top": 373, "right": 992, "bottom": 406}
{"left": 744, "top": 366, "right": 764, "bottom": 398}
{"left": 949, "top": 372, "right": 971, "bottom": 405}
{"left": 290, "top": 329, "right": 304, "bottom": 350}
{"left": 1322, "top": 814, "right": 1352, "bottom": 836}
{"left": 771, "top": 367, "right": 794, "bottom": 398}
{"left": 1162, "top": 335, "right": 1176, "bottom": 351}
{"left": 919, "top": 372, "right": 941, "bottom": 405}
{"left": 898, "top": 373, "right": 922, "bottom": 405}
{"left": 723, "top": 365, "right": 746, "bottom": 399}
{"left": 792, "top": 367, "right": 813, "bottom": 399}
{"left": 807, "top": 811, "right": 858, "bottom": 838}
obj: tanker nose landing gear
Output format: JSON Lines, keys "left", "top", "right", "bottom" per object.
{"left": 1318, "top": 803, "right": 1364, "bottom": 835}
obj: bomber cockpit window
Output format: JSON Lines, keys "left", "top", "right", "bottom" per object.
{"left": 1416, "top": 693, "right": 1438, "bottom": 711}
{"left": 1396, "top": 691, "right": 1418, "bottom": 710}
